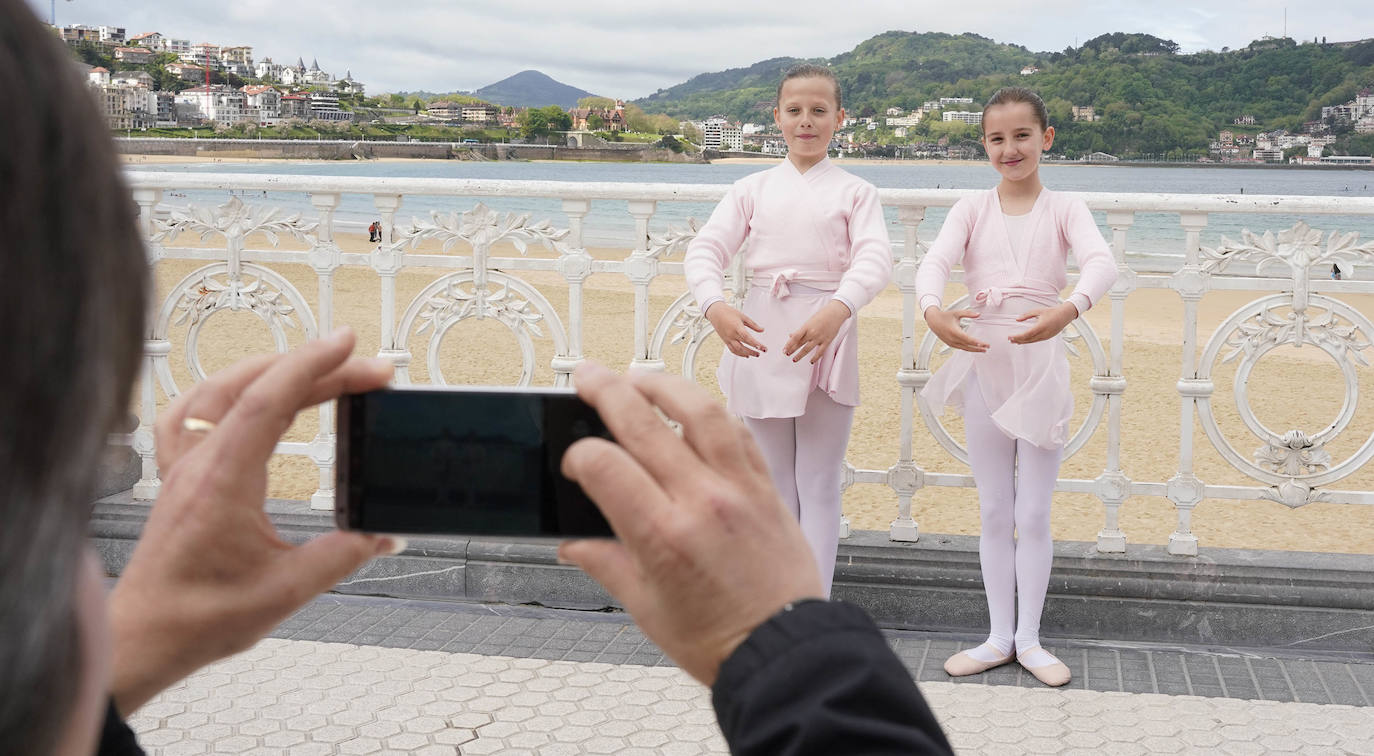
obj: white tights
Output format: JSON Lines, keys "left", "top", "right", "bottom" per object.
{"left": 743, "top": 389, "right": 854, "bottom": 597}
{"left": 963, "top": 380, "right": 1062, "bottom": 665}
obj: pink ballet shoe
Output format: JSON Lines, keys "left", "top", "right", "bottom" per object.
{"left": 943, "top": 645, "right": 1015, "bottom": 677}
{"left": 1018, "top": 647, "right": 1072, "bottom": 687}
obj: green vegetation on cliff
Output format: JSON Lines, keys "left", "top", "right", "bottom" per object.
{"left": 633, "top": 31, "right": 1374, "bottom": 158}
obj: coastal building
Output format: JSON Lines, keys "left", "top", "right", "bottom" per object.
{"left": 942, "top": 110, "right": 983, "bottom": 125}
{"left": 175, "top": 84, "right": 247, "bottom": 125}
{"left": 1253, "top": 147, "right": 1284, "bottom": 162}
{"left": 1219, "top": 130, "right": 1234, "bottom": 145}
{"left": 59, "top": 25, "right": 102, "bottom": 44}
{"left": 241, "top": 85, "right": 281, "bottom": 123}
{"left": 1085, "top": 151, "right": 1119, "bottom": 163}
{"left": 179, "top": 43, "right": 221, "bottom": 70}
{"left": 280, "top": 94, "right": 310, "bottom": 120}
{"left": 939, "top": 97, "right": 974, "bottom": 107}
{"left": 219, "top": 46, "right": 255, "bottom": 77}
{"left": 112, "top": 71, "right": 153, "bottom": 88}
{"left": 154, "top": 91, "right": 177, "bottom": 127}
{"left": 333, "top": 70, "right": 364, "bottom": 96}
{"left": 886, "top": 106, "right": 905, "bottom": 116}
{"left": 886, "top": 114, "right": 923, "bottom": 127}
{"left": 128, "top": 31, "right": 163, "bottom": 49}
{"left": 113, "top": 46, "right": 153, "bottom": 64}
{"left": 1020, "top": 66, "right": 1040, "bottom": 75}
{"left": 701, "top": 116, "right": 743, "bottom": 151}
{"left": 1072, "top": 105, "right": 1097, "bottom": 122}
{"left": 427, "top": 101, "right": 463, "bottom": 120}
{"left": 255, "top": 57, "right": 283, "bottom": 82}
{"left": 87, "top": 66, "right": 110, "bottom": 86}
{"left": 461, "top": 104, "right": 500, "bottom": 124}
{"left": 307, "top": 91, "right": 352, "bottom": 122}
{"left": 1234, "top": 114, "right": 1256, "bottom": 125}
{"left": 164, "top": 62, "right": 206, "bottom": 82}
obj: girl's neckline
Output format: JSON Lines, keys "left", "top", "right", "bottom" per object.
{"left": 996, "top": 186, "right": 1047, "bottom": 217}
{"left": 786, "top": 156, "right": 831, "bottom": 176}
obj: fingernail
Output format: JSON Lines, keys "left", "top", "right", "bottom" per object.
{"left": 380, "top": 536, "right": 407, "bottom": 555}
{"left": 555, "top": 543, "right": 575, "bottom": 565}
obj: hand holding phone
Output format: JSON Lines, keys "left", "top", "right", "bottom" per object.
{"left": 336, "top": 386, "right": 615, "bottom": 538}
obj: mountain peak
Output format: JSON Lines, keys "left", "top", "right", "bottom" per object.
{"left": 473, "top": 70, "right": 597, "bottom": 109}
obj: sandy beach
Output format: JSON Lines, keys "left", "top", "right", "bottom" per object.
{"left": 146, "top": 226, "right": 1374, "bottom": 556}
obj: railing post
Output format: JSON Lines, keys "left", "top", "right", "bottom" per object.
{"left": 556, "top": 199, "right": 593, "bottom": 384}
{"left": 625, "top": 199, "right": 660, "bottom": 371}
{"left": 1095, "top": 210, "right": 1136, "bottom": 552}
{"left": 890, "top": 204, "right": 927, "bottom": 542}
{"left": 371, "top": 194, "right": 407, "bottom": 376}
{"left": 1167, "top": 212, "right": 1210, "bottom": 556}
{"left": 307, "top": 192, "right": 342, "bottom": 510}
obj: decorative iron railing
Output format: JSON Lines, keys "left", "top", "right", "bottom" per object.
{"left": 122, "top": 172, "right": 1374, "bottom": 556}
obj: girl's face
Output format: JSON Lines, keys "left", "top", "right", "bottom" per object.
{"left": 981, "top": 102, "right": 1055, "bottom": 183}
{"left": 774, "top": 76, "right": 844, "bottom": 171}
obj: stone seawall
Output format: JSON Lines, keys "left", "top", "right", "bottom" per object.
{"left": 115, "top": 137, "right": 705, "bottom": 163}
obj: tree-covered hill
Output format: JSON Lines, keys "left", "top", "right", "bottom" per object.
{"left": 632, "top": 30, "right": 1374, "bottom": 158}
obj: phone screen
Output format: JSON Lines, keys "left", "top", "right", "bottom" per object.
{"left": 337, "top": 387, "right": 615, "bottom": 538}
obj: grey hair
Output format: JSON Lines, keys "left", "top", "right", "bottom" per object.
{"left": 0, "top": 0, "right": 150, "bottom": 751}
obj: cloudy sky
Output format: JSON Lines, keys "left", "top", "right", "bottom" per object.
{"left": 27, "top": 1, "right": 1374, "bottom": 98}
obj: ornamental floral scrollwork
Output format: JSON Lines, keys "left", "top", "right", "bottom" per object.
{"left": 174, "top": 272, "right": 297, "bottom": 330}
{"left": 1221, "top": 301, "right": 1371, "bottom": 367}
{"left": 401, "top": 202, "right": 571, "bottom": 255}
{"left": 151, "top": 195, "right": 318, "bottom": 246}
{"left": 414, "top": 279, "right": 545, "bottom": 338}
{"left": 646, "top": 218, "right": 699, "bottom": 260}
{"left": 666, "top": 301, "right": 711, "bottom": 348}
{"left": 1199, "top": 221, "right": 1374, "bottom": 277}
{"left": 1253, "top": 430, "right": 1332, "bottom": 477}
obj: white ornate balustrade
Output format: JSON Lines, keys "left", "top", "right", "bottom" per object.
{"left": 122, "top": 172, "right": 1374, "bottom": 556}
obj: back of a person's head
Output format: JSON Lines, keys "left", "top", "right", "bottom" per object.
{"left": 0, "top": 0, "right": 149, "bottom": 751}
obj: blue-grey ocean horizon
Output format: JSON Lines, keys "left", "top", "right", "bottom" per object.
{"left": 129, "top": 160, "right": 1374, "bottom": 272}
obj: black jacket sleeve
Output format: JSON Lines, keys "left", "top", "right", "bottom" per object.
{"left": 712, "top": 600, "right": 953, "bottom": 756}
{"left": 98, "top": 698, "right": 145, "bottom": 756}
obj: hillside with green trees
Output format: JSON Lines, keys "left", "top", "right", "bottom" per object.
{"left": 633, "top": 30, "right": 1374, "bottom": 159}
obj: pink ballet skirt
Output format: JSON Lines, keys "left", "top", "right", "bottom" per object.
{"left": 921, "top": 288, "right": 1072, "bottom": 450}
{"left": 718, "top": 274, "right": 860, "bottom": 419}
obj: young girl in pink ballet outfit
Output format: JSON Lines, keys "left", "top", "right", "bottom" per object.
{"left": 917, "top": 87, "right": 1117, "bottom": 686}
{"left": 684, "top": 64, "right": 892, "bottom": 596}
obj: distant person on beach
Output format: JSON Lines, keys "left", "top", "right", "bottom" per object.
{"left": 684, "top": 64, "right": 893, "bottom": 596}
{"left": 916, "top": 87, "right": 1118, "bottom": 687}
{"left": 368, "top": 220, "right": 381, "bottom": 242}
{"left": 1333, "top": 263, "right": 1343, "bottom": 280}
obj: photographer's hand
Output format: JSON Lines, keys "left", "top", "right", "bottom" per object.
{"left": 109, "top": 328, "right": 399, "bottom": 715}
{"left": 559, "top": 362, "right": 823, "bottom": 685}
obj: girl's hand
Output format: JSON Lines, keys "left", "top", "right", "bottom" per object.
{"left": 784, "top": 300, "right": 851, "bottom": 364}
{"left": 1009, "top": 302, "right": 1079, "bottom": 344}
{"left": 706, "top": 302, "right": 767, "bottom": 358}
{"left": 924, "top": 306, "right": 989, "bottom": 352}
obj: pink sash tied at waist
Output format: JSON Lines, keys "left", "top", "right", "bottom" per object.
{"left": 753, "top": 269, "right": 844, "bottom": 299}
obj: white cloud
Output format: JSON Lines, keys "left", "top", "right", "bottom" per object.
{"left": 27, "top": 1, "right": 1374, "bottom": 97}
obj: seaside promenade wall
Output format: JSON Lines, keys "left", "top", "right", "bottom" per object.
{"left": 94, "top": 172, "right": 1374, "bottom": 654}
{"left": 114, "top": 137, "right": 703, "bottom": 163}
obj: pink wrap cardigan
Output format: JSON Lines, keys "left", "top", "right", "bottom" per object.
{"left": 915, "top": 188, "right": 1118, "bottom": 449}
{"left": 685, "top": 159, "right": 893, "bottom": 418}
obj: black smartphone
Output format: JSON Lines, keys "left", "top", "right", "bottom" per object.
{"left": 336, "top": 386, "right": 615, "bottom": 538}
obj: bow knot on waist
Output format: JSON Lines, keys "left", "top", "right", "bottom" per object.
{"left": 752, "top": 269, "right": 842, "bottom": 299}
{"left": 972, "top": 284, "right": 1059, "bottom": 309}
{"left": 973, "top": 287, "right": 1007, "bottom": 307}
